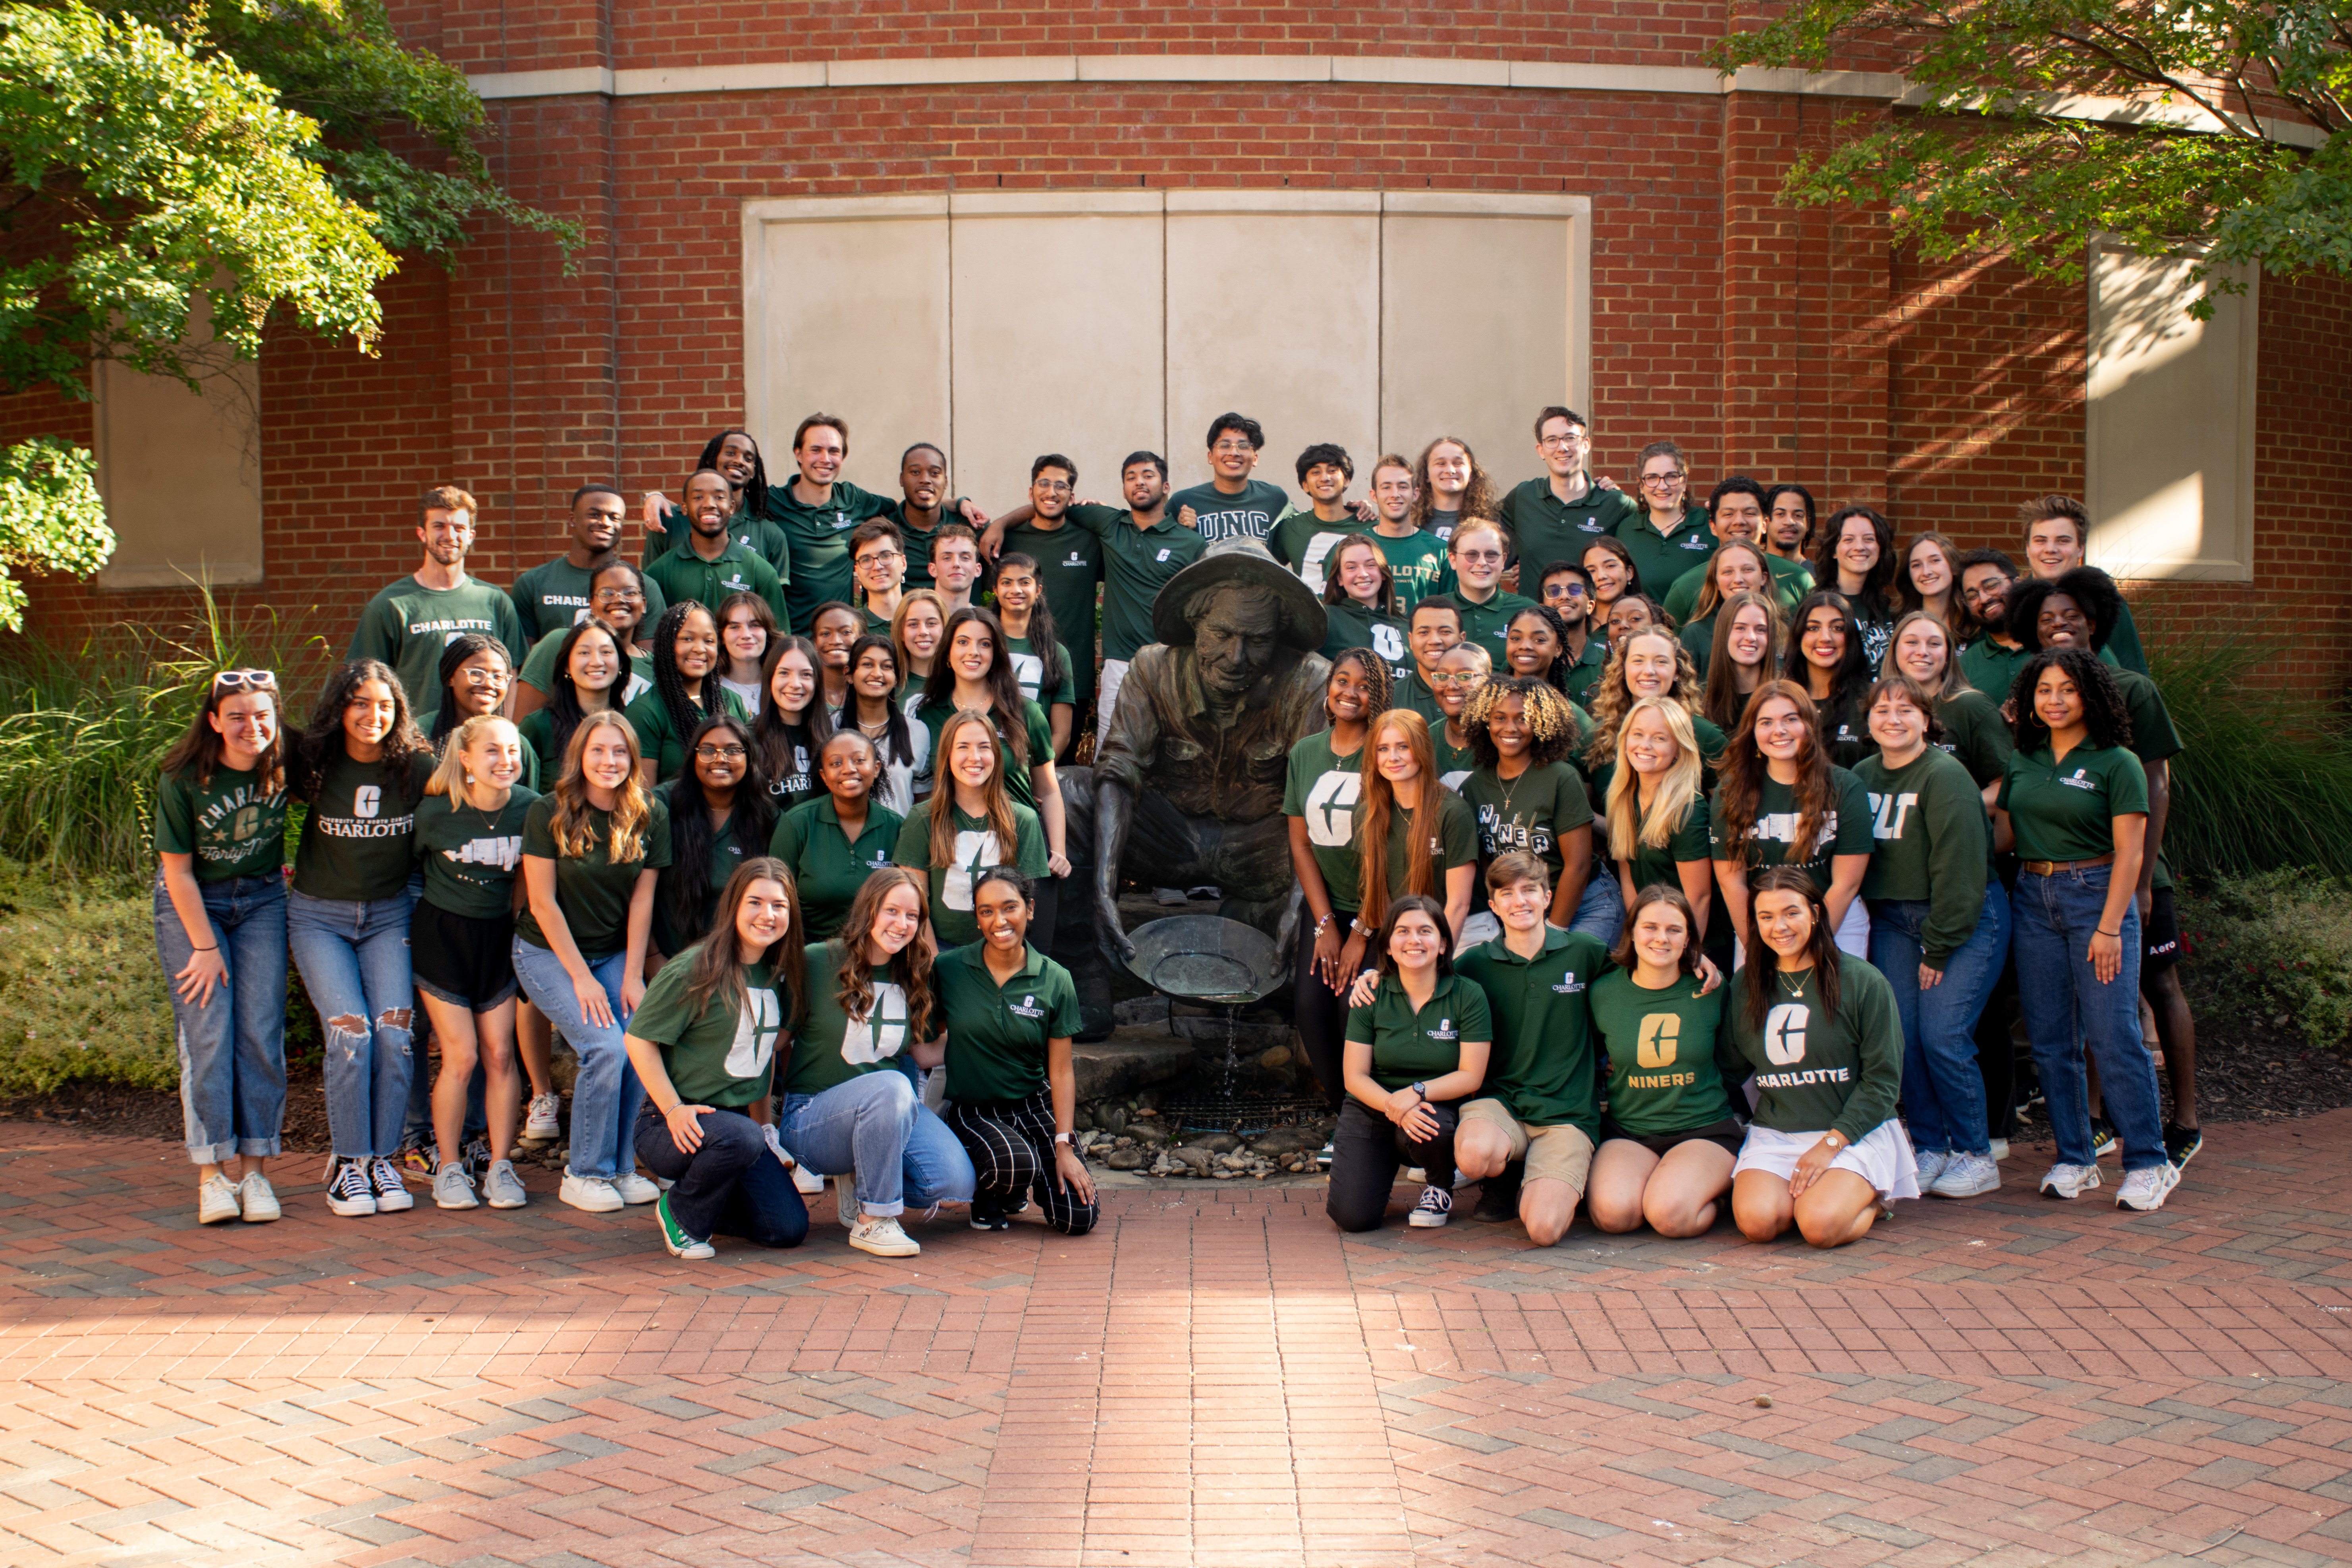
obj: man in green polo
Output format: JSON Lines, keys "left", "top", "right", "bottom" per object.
{"left": 1659, "top": 477, "right": 1814, "bottom": 622}
{"left": 643, "top": 469, "right": 789, "bottom": 627}
{"left": 1497, "top": 407, "right": 1636, "bottom": 586}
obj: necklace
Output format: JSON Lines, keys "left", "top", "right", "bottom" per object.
{"left": 1777, "top": 967, "right": 1812, "bottom": 1000}
{"left": 1494, "top": 762, "right": 1531, "bottom": 822}
{"left": 857, "top": 715, "right": 889, "bottom": 737}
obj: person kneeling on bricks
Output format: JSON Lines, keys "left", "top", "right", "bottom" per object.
{"left": 623, "top": 857, "right": 812, "bottom": 1259}
{"left": 937, "top": 866, "right": 1098, "bottom": 1234}
{"left": 1328, "top": 895, "right": 1493, "bottom": 1232}
{"left": 1728, "top": 865, "right": 1916, "bottom": 1248}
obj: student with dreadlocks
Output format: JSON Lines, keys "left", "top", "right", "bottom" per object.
{"left": 1459, "top": 677, "right": 1606, "bottom": 946}
{"left": 418, "top": 635, "right": 537, "bottom": 788}
{"left": 653, "top": 714, "right": 777, "bottom": 964}
{"left": 640, "top": 427, "right": 789, "bottom": 574}
{"left": 623, "top": 602, "right": 751, "bottom": 786}
{"left": 1286, "top": 647, "right": 1394, "bottom": 1111}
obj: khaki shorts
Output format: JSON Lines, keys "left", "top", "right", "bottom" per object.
{"left": 1461, "top": 1098, "right": 1595, "bottom": 1192}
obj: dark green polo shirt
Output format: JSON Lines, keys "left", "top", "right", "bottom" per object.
{"left": 642, "top": 539, "right": 789, "bottom": 630}
{"left": 938, "top": 941, "right": 1082, "bottom": 1103}
{"left": 770, "top": 795, "right": 905, "bottom": 940}
{"left": 1063, "top": 503, "right": 1206, "bottom": 663}
{"left": 1457, "top": 926, "right": 1608, "bottom": 1132}
{"left": 1997, "top": 742, "right": 2149, "bottom": 864}
{"left": 1611, "top": 508, "right": 1714, "bottom": 598}
{"left": 1560, "top": 635, "right": 1608, "bottom": 708}
{"left": 1497, "top": 478, "right": 1637, "bottom": 580}
{"left": 766, "top": 478, "right": 896, "bottom": 632}
{"left": 1000, "top": 519, "right": 1102, "bottom": 708}
{"left": 1456, "top": 589, "right": 1540, "bottom": 663}
{"left": 622, "top": 685, "right": 752, "bottom": 785}
{"left": 1344, "top": 972, "right": 1494, "bottom": 1092}
{"left": 1935, "top": 687, "right": 2014, "bottom": 787}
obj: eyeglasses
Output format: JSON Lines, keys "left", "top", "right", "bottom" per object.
{"left": 1537, "top": 432, "right": 1586, "bottom": 449}
{"left": 211, "top": 669, "right": 277, "bottom": 693}
{"left": 459, "top": 669, "right": 511, "bottom": 688}
{"left": 1430, "top": 671, "right": 1486, "bottom": 687}
{"left": 1641, "top": 473, "right": 1685, "bottom": 488}
{"left": 592, "top": 587, "right": 644, "bottom": 604}
{"left": 1034, "top": 480, "right": 1073, "bottom": 495}
{"left": 855, "top": 550, "right": 903, "bottom": 566}
{"left": 1211, "top": 442, "right": 1256, "bottom": 456}
{"left": 1453, "top": 549, "right": 1504, "bottom": 565}
{"left": 694, "top": 743, "right": 748, "bottom": 760}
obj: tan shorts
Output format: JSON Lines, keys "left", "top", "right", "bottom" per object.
{"left": 1460, "top": 1098, "right": 1595, "bottom": 1192}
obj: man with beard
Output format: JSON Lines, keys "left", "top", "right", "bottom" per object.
{"left": 1956, "top": 548, "right": 2118, "bottom": 704}
{"left": 641, "top": 428, "right": 789, "bottom": 573}
{"left": 883, "top": 441, "right": 953, "bottom": 590}
{"left": 349, "top": 484, "right": 526, "bottom": 708}
{"left": 510, "top": 484, "right": 668, "bottom": 650}
{"left": 643, "top": 469, "right": 789, "bottom": 625}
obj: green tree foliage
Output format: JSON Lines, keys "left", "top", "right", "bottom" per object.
{"left": 1712, "top": 0, "right": 2352, "bottom": 316}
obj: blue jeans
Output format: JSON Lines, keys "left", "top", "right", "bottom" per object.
{"left": 633, "top": 1104, "right": 809, "bottom": 1246}
{"left": 1567, "top": 871, "right": 1623, "bottom": 945}
{"left": 2013, "top": 865, "right": 2165, "bottom": 1172}
{"left": 776, "top": 1071, "right": 976, "bottom": 1217}
{"left": 1872, "top": 884, "right": 2009, "bottom": 1157}
{"left": 511, "top": 939, "right": 642, "bottom": 1180}
{"left": 287, "top": 887, "right": 415, "bottom": 1159}
{"left": 155, "top": 873, "right": 288, "bottom": 1165}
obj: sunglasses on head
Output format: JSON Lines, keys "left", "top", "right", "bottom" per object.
{"left": 211, "top": 669, "right": 277, "bottom": 694}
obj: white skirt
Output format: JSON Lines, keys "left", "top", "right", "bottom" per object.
{"left": 1733, "top": 1120, "right": 1921, "bottom": 1201}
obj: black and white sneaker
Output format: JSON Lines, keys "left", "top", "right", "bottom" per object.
{"left": 2088, "top": 1117, "right": 2120, "bottom": 1159}
{"left": 2164, "top": 1122, "right": 2203, "bottom": 1170}
{"left": 969, "top": 1201, "right": 1011, "bottom": 1232}
{"left": 324, "top": 1158, "right": 377, "bottom": 1217}
{"left": 1407, "top": 1185, "right": 1453, "bottom": 1228}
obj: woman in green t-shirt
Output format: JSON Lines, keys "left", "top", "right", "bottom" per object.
{"left": 518, "top": 619, "right": 637, "bottom": 786}
{"left": 513, "top": 711, "right": 673, "bottom": 1217}
{"left": 1329, "top": 895, "right": 1493, "bottom": 1233}
{"left": 1320, "top": 534, "right": 1412, "bottom": 687}
{"left": 1286, "top": 648, "right": 1391, "bottom": 1111}
{"left": 412, "top": 715, "right": 538, "bottom": 1213}
{"left": 654, "top": 715, "right": 776, "bottom": 964}
{"left": 772, "top": 731, "right": 905, "bottom": 942}
{"left": 1727, "top": 866, "right": 1916, "bottom": 1248}
{"left": 1878, "top": 609, "right": 2011, "bottom": 797}
{"left": 1993, "top": 646, "right": 2173, "bottom": 1212}
{"left": 1603, "top": 697, "right": 1716, "bottom": 943}
{"left": 625, "top": 602, "right": 751, "bottom": 787}
{"left": 154, "top": 668, "right": 291, "bottom": 1227}
{"left": 894, "top": 710, "right": 1050, "bottom": 950}
{"left": 286, "top": 658, "right": 434, "bottom": 1219}
{"left": 774, "top": 868, "right": 977, "bottom": 1259}
{"left": 1460, "top": 676, "right": 1601, "bottom": 941}
{"left": 841, "top": 635, "right": 925, "bottom": 816}
{"left": 991, "top": 552, "right": 1077, "bottom": 760}
{"left": 513, "top": 558, "right": 657, "bottom": 723}
{"left": 1354, "top": 710, "right": 1480, "bottom": 948}
{"left": 1587, "top": 885, "right": 1743, "bottom": 1239}
{"left": 625, "top": 856, "right": 811, "bottom": 1259}
{"left": 909, "top": 608, "right": 1067, "bottom": 882}
{"left": 938, "top": 865, "right": 1097, "bottom": 1235}
{"left": 1782, "top": 592, "right": 1873, "bottom": 770}
{"left": 1699, "top": 590, "right": 1782, "bottom": 733}
{"left": 748, "top": 634, "right": 832, "bottom": 814}
{"left": 1709, "top": 680, "right": 1872, "bottom": 959}
{"left": 417, "top": 634, "right": 519, "bottom": 769}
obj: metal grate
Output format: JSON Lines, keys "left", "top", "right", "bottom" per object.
{"left": 1154, "top": 1094, "right": 1331, "bottom": 1136}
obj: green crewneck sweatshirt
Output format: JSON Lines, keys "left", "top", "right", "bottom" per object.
{"left": 1725, "top": 951, "right": 1903, "bottom": 1144}
{"left": 1854, "top": 744, "right": 1993, "bottom": 967}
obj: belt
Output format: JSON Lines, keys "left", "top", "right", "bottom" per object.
{"left": 2022, "top": 851, "right": 2116, "bottom": 877}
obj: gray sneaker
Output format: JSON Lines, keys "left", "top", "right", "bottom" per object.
{"left": 2039, "top": 1162, "right": 2102, "bottom": 1200}
{"left": 2115, "top": 1162, "right": 2181, "bottom": 1213}
{"left": 1913, "top": 1148, "right": 1951, "bottom": 1191}
{"left": 482, "top": 1159, "right": 529, "bottom": 1209}
{"left": 433, "top": 1161, "right": 479, "bottom": 1210}
{"left": 1929, "top": 1151, "right": 2001, "bottom": 1199}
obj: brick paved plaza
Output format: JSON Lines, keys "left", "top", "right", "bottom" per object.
{"left": 5, "top": 1113, "right": 2351, "bottom": 1568}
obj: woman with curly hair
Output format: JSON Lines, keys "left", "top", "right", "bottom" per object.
{"left": 1410, "top": 435, "right": 1498, "bottom": 544}
{"left": 1584, "top": 627, "right": 1726, "bottom": 797}
{"left": 1285, "top": 648, "right": 1394, "bottom": 1110}
{"left": 285, "top": 659, "right": 436, "bottom": 1218}
{"left": 1808, "top": 507, "right": 1899, "bottom": 665}
{"left": 1994, "top": 646, "right": 2174, "bottom": 1213}
{"left": 1700, "top": 590, "right": 1783, "bottom": 732}
{"left": 624, "top": 601, "right": 751, "bottom": 785}
{"left": 1603, "top": 697, "right": 1715, "bottom": 942}
{"left": 777, "top": 867, "right": 976, "bottom": 1257}
{"left": 1709, "top": 680, "right": 1872, "bottom": 960}
{"left": 1460, "top": 677, "right": 1607, "bottom": 944}
{"left": 1782, "top": 590, "right": 1874, "bottom": 770}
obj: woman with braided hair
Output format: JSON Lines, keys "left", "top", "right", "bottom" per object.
{"left": 1285, "top": 646, "right": 1395, "bottom": 1111}
{"left": 418, "top": 635, "right": 536, "bottom": 787}
{"left": 1459, "top": 676, "right": 1610, "bottom": 946}
{"left": 623, "top": 601, "right": 751, "bottom": 786}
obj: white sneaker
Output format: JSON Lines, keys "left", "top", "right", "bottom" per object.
{"left": 523, "top": 1091, "right": 562, "bottom": 1140}
{"left": 612, "top": 1171, "right": 661, "bottom": 1206}
{"left": 237, "top": 1173, "right": 281, "bottom": 1223}
{"left": 2039, "top": 1162, "right": 2103, "bottom": 1201}
{"left": 847, "top": 1213, "right": 921, "bottom": 1257}
{"left": 324, "top": 1159, "right": 378, "bottom": 1217}
{"left": 559, "top": 1173, "right": 625, "bottom": 1213}
{"left": 792, "top": 1164, "right": 826, "bottom": 1196}
{"left": 197, "top": 1173, "right": 241, "bottom": 1225}
{"left": 2115, "top": 1162, "right": 2181, "bottom": 1213}
{"left": 483, "top": 1160, "right": 529, "bottom": 1209}
{"left": 1408, "top": 1185, "right": 1453, "bottom": 1227}
{"left": 1914, "top": 1148, "right": 1952, "bottom": 1191}
{"left": 1930, "top": 1151, "right": 2001, "bottom": 1199}
{"left": 833, "top": 1173, "right": 859, "bottom": 1229}
{"left": 369, "top": 1157, "right": 414, "bottom": 1212}
{"left": 434, "top": 1161, "right": 479, "bottom": 1210}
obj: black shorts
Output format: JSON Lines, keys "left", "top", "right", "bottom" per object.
{"left": 411, "top": 900, "right": 518, "bottom": 1011}
{"left": 1599, "top": 1115, "right": 1745, "bottom": 1158}
{"left": 2142, "top": 886, "right": 2181, "bottom": 979}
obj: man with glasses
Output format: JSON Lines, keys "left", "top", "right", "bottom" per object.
{"left": 1448, "top": 519, "right": 1538, "bottom": 656}
{"left": 1170, "top": 413, "right": 1289, "bottom": 544}
{"left": 848, "top": 519, "right": 909, "bottom": 633}
{"left": 1397, "top": 596, "right": 1466, "bottom": 724}
{"left": 1956, "top": 546, "right": 2120, "bottom": 702}
{"left": 349, "top": 484, "right": 526, "bottom": 711}
{"left": 1658, "top": 477, "right": 1814, "bottom": 623}
{"left": 1499, "top": 407, "right": 1635, "bottom": 587}
{"left": 995, "top": 455, "right": 1104, "bottom": 725}
{"left": 1611, "top": 439, "right": 1713, "bottom": 594}
{"left": 644, "top": 469, "right": 791, "bottom": 625}
{"left": 509, "top": 485, "right": 669, "bottom": 652}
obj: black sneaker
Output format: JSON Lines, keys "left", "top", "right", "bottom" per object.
{"left": 1408, "top": 1185, "right": 1453, "bottom": 1228}
{"left": 2164, "top": 1122, "right": 2203, "bottom": 1170}
{"left": 1472, "top": 1165, "right": 1523, "bottom": 1222}
{"left": 969, "top": 1200, "right": 1011, "bottom": 1232}
{"left": 2089, "top": 1117, "right": 2120, "bottom": 1159}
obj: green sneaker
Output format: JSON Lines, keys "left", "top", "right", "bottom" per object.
{"left": 656, "top": 1191, "right": 714, "bottom": 1260}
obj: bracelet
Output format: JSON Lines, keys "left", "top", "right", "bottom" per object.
{"left": 1312, "top": 914, "right": 1334, "bottom": 937}
{"left": 190, "top": 944, "right": 217, "bottom": 953}
{"left": 2095, "top": 927, "right": 2119, "bottom": 937}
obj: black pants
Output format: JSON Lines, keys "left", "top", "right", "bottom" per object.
{"left": 1292, "top": 908, "right": 1357, "bottom": 1111}
{"left": 1326, "top": 1098, "right": 1459, "bottom": 1233}
{"left": 632, "top": 1105, "right": 810, "bottom": 1248}
{"left": 943, "top": 1090, "right": 1098, "bottom": 1235}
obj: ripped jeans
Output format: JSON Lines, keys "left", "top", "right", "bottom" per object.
{"left": 287, "top": 887, "right": 417, "bottom": 1160}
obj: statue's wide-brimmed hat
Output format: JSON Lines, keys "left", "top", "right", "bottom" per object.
{"left": 1151, "top": 535, "right": 1329, "bottom": 652}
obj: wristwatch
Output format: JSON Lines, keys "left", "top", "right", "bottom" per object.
{"left": 1053, "top": 1132, "right": 1074, "bottom": 1146}
{"left": 1410, "top": 1082, "right": 1429, "bottom": 1101}
{"left": 1821, "top": 1130, "right": 1846, "bottom": 1151}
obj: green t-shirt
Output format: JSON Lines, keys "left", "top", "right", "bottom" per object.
{"left": 517, "top": 630, "right": 655, "bottom": 703}
{"left": 911, "top": 696, "right": 1055, "bottom": 810}
{"left": 1457, "top": 927, "right": 1608, "bottom": 1132}
{"left": 765, "top": 477, "right": 895, "bottom": 632}
{"left": 891, "top": 797, "right": 1049, "bottom": 949}
{"left": 1395, "top": 671, "right": 1445, "bottom": 728}
{"left": 1000, "top": 520, "right": 1102, "bottom": 708}
{"left": 652, "top": 793, "right": 754, "bottom": 958}
{"left": 1935, "top": 687, "right": 2014, "bottom": 787}
{"left": 786, "top": 942, "right": 915, "bottom": 1095}
{"left": 770, "top": 796, "right": 905, "bottom": 941}
{"left": 1268, "top": 511, "right": 1370, "bottom": 594}
{"left": 1997, "top": 742, "right": 2149, "bottom": 864}
{"left": 884, "top": 501, "right": 944, "bottom": 590}
{"left": 1005, "top": 635, "right": 1076, "bottom": 711}
{"left": 642, "top": 539, "right": 791, "bottom": 631}
{"left": 1169, "top": 478, "right": 1288, "bottom": 544}
{"left": 626, "top": 947, "right": 785, "bottom": 1110}
{"left": 1725, "top": 952, "right": 1904, "bottom": 1144}
{"left": 1456, "top": 589, "right": 1539, "bottom": 664}
{"left": 1344, "top": 971, "right": 1494, "bottom": 1092}
{"left": 1381, "top": 789, "right": 1481, "bottom": 911}
{"left": 1618, "top": 787, "right": 1712, "bottom": 902}
{"left": 622, "top": 685, "right": 752, "bottom": 785}
{"left": 1611, "top": 509, "right": 1713, "bottom": 599}
{"left": 2116, "top": 668, "right": 2182, "bottom": 892}
{"left": 1320, "top": 601, "right": 1412, "bottom": 687}
{"left": 292, "top": 748, "right": 434, "bottom": 902}
{"left": 413, "top": 786, "right": 537, "bottom": 920}
{"left": 1460, "top": 762, "right": 1592, "bottom": 913}
{"left": 1434, "top": 727, "right": 1479, "bottom": 793}
{"left": 1706, "top": 767, "right": 1872, "bottom": 890}
{"left": 2108, "top": 598, "right": 2149, "bottom": 677}
{"left": 346, "top": 575, "right": 526, "bottom": 715}
{"left": 509, "top": 556, "right": 668, "bottom": 650}
{"left": 1659, "top": 550, "right": 1812, "bottom": 625}
{"left": 1364, "top": 528, "right": 1455, "bottom": 613}
{"left": 515, "top": 792, "right": 674, "bottom": 959}
{"left": 1496, "top": 478, "right": 1636, "bottom": 582}
{"left": 764, "top": 720, "right": 823, "bottom": 812}
{"left": 1588, "top": 968, "right": 1738, "bottom": 1136}
{"left": 938, "top": 941, "right": 1082, "bottom": 1103}
{"left": 1854, "top": 745, "right": 1991, "bottom": 966}
{"left": 155, "top": 763, "right": 287, "bottom": 882}
{"left": 1063, "top": 504, "right": 1206, "bottom": 663}
{"left": 1283, "top": 728, "right": 1366, "bottom": 913}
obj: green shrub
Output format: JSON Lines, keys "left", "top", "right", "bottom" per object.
{"left": 0, "top": 863, "right": 178, "bottom": 1094}
{"left": 2178, "top": 870, "right": 2352, "bottom": 1050}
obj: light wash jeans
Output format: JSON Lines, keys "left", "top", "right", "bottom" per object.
{"left": 2013, "top": 865, "right": 2165, "bottom": 1172}
{"left": 511, "top": 939, "right": 643, "bottom": 1179}
{"left": 1872, "top": 884, "right": 2009, "bottom": 1157}
{"left": 154, "top": 873, "right": 287, "bottom": 1164}
{"left": 776, "top": 1070, "right": 976, "bottom": 1217}
{"left": 287, "top": 887, "right": 415, "bottom": 1159}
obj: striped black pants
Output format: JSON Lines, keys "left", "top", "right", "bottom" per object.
{"left": 942, "top": 1090, "right": 1099, "bottom": 1236}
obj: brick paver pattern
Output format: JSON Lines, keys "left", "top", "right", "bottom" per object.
{"left": 5, "top": 1113, "right": 2352, "bottom": 1566}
